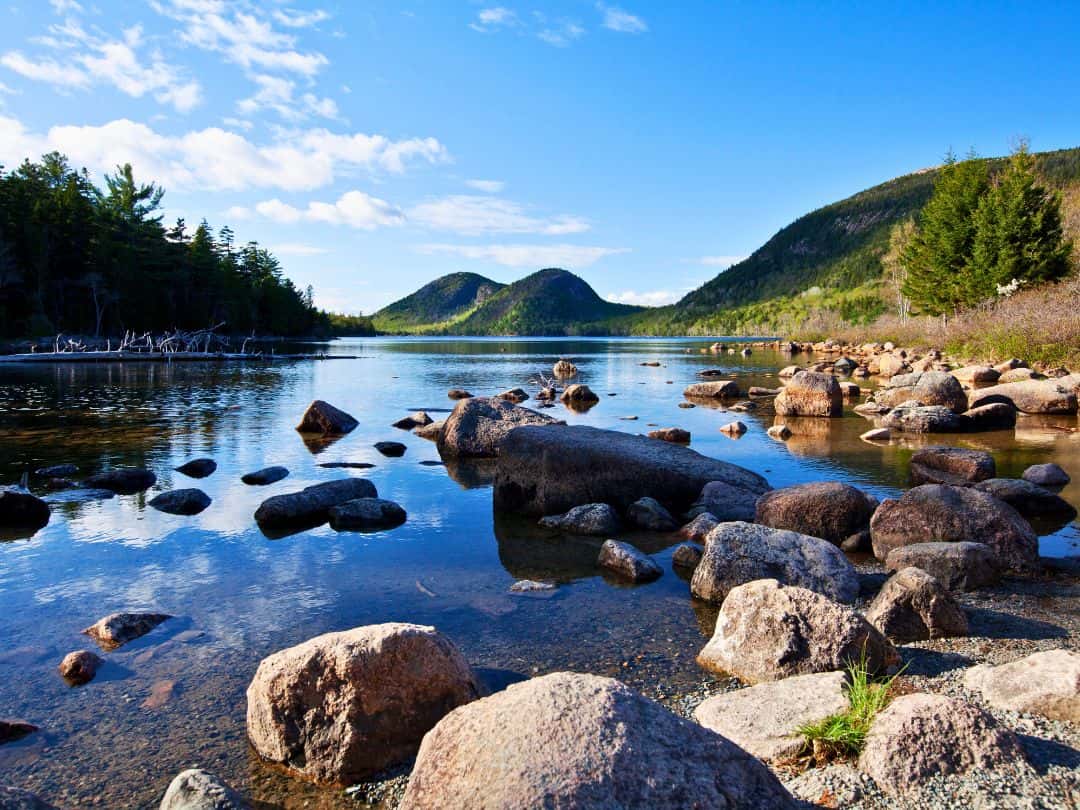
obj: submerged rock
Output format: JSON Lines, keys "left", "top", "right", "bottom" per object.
{"left": 83, "top": 612, "right": 171, "bottom": 651}
{"left": 41, "top": 488, "right": 114, "bottom": 504}
{"left": 175, "top": 458, "right": 217, "bottom": 479}
{"left": 626, "top": 496, "right": 678, "bottom": 531}
{"left": 82, "top": 468, "right": 156, "bottom": 494}
{"left": 597, "top": 540, "right": 662, "bottom": 583}
{"left": 398, "top": 672, "right": 798, "bottom": 810}
{"left": 493, "top": 425, "right": 769, "bottom": 517}
{"left": 241, "top": 466, "right": 289, "bottom": 486}
{"left": 328, "top": 498, "right": 407, "bottom": 531}
{"left": 754, "top": 481, "right": 876, "bottom": 546}
{"left": 437, "top": 397, "right": 559, "bottom": 459}
{"left": 159, "top": 769, "right": 248, "bottom": 810}
{"left": 775, "top": 371, "right": 842, "bottom": 417}
{"left": 296, "top": 400, "right": 359, "bottom": 435}
{"left": 963, "top": 649, "right": 1080, "bottom": 722}
{"left": 254, "top": 478, "right": 377, "bottom": 530}
{"left": 865, "top": 567, "right": 968, "bottom": 643}
{"left": 246, "top": 623, "right": 480, "bottom": 784}
{"left": 538, "top": 503, "right": 620, "bottom": 536}
{"left": 149, "top": 489, "right": 212, "bottom": 516}
{"left": 58, "top": 650, "right": 102, "bottom": 686}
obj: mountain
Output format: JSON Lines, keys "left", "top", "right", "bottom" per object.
{"left": 372, "top": 272, "right": 505, "bottom": 333}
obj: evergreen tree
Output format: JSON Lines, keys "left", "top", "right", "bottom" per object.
{"left": 969, "top": 142, "right": 1072, "bottom": 298}
{"left": 901, "top": 150, "right": 989, "bottom": 315}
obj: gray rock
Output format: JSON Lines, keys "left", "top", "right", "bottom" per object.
{"left": 1022, "top": 462, "right": 1071, "bottom": 487}
{"left": 626, "top": 496, "right": 678, "bottom": 531}
{"left": 254, "top": 478, "right": 378, "bottom": 530}
{"left": 175, "top": 458, "right": 217, "bottom": 479}
{"left": 538, "top": 503, "right": 620, "bottom": 536}
{"left": 398, "top": 672, "right": 799, "bottom": 810}
{"left": 697, "top": 579, "right": 898, "bottom": 683}
{"left": 884, "top": 542, "right": 1000, "bottom": 591}
{"left": 241, "top": 466, "right": 289, "bottom": 486}
{"left": 82, "top": 468, "right": 156, "bottom": 494}
{"left": 683, "top": 380, "right": 741, "bottom": 399}
{"left": 57, "top": 649, "right": 102, "bottom": 686}
{"left": 597, "top": 540, "right": 662, "bottom": 583}
{"left": 967, "top": 380, "right": 1078, "bottom": 414}
{"left": 775, "top": 371, "right": 843, "bottom": 417}
{"left": 973, "top": 478, "right": 1077, "bottom": 520}
{"left": 296, "top": 400, "right": 358, "bottom": 435}
{"left": 493, "top": 425, "right": 770, "bottom": 517}
{"left": 159, "top": 769, "right": 248, "bottom": 810}
{"left": 857, "top": 693, "right": 1026, "bottom": 796}
{"left": 909, "top": 446, "right": 995, "bottom": 486}
{"left": 246, "top": 623, "right": 480, "bottom": 784}
{"left": 870, "top": 484, "right": 1038, "bottom": 572}
{"left": 691, "top": 522, "right": 860, "bottom": 604}
{"left": 693, "top": 671, "right": 849, "bottom": 761}
{"left": 672, "top": 543, "right": 704, "bottom": 570}
{"left": 767, "top": 424, "right": 792, "bottom": 440}
{"left": 784, "top": 764, "right": 873, "bottom": 808}
{"left": 877, "top": 371, "right": 968, "bottom": 413}
{"left": 963, "top": 649, "right": 1080, "bottom": 722}
{"left": 691, "top": 480, "right": 761, "bottom": 523}
{"left": 328, "top": 498, "right": 407, "bottom": 531}
{"left": 865, "top": 567, "right": 968, "bottom": 643}
{"left": 438, "top": 397, "right": 559, "bottom": 459}
{"left": 881, "top": 401, "right": 965, "bottom": 433}
{"left": 755, "top": 481, "right": 876, "bottom": 545}
{"left": 83, "top": 612, "right": 171, "bottom": 651}
{"left": 149, "top": 489, "right": 212, "bottom": 516}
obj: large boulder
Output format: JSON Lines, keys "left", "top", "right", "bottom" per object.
{"left": 876, "top": 354, "right": 908, "bottom": 378}
{"left": 693, "top": 671, "right": 849, "bottom": 761}
{"left": 883, "top": 542, "right": 1000, "bottom": 591}
{"left": 696, "top": 579, "right": 898, "bottom": 683}
{"left": 691, "top": 522, "right": 859, "bottom": 605}
{"left": 492, "top": 425, "right": 770, "bottom": 517}
{"left": 690, "top": 480, "right": 760, "bottom": 522}
{"left": 864, "top": 567, "right": 968, "bottom": 643}
{"left": 683, "top": 380, "right": 741, "bottom": 399}
{"left": 774, "top": 371, "right": 843, "bottom": 417}
{"left": 83, "top": 612, "right": 171, "bottom": 651}
{"left": 254, "top": 478, "right": 377, "bottom": 530}
{"left": 973, "top": 478, "right": 1077, "bottom": 520}
{"left": 159, "top": 769, "right": 247, "bottom": 810}
{"left": 597, "top": 540, "right": 662, "bottom": 583}
{"left": 398, "top": 672, "right": 798, "bottom": 810}
{"left": 961, "top": 402, "right": 1017, "bottom": 431}
{"left": 538, "top": 503, "right": 620, "bottom": 536}
{"left": 246, "top": 623, "right": 480, "bottom": 785}
{"left": 869, "top": 485, "right": 1038, "bottom": 572}
{"left": 967, "top": 380, "right": 1078, "bottom": 414}
{"left": 952, "top": 365, "right": 1000, "bottom": 384}
{"left": 754, "top": 482, "right": 876, "bottom": 545}
{"left": 963, "top": 649, "right": 1080, "bottom": 722}
{"left": 82, "top": 468, "right": 156, "bottom": 494}
{"left": 296, "top": 400, "right": 358, "bottom": 435}
{"left": 880, "top": 401, "right": 965, "bottom": 433}
{"left": 149, "top": 489, "right": 212, "bottom": 516}
{"left": 857, "top": 694, "right": 1026, "bottom": 797}
{"left": 909, "top": 446, "right": 995, "bottom": 486}
{"left": 0, "top": 490, "right": 49, "bottom": 532}
{"left": 876, "top": 371, "right": 968, "bottom": 413}
{"left": 437, "top": 397, "right": 559, "bottom": 459}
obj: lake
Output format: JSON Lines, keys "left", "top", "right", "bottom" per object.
{"left": 0, "top": 337, "right": 1077, "bottom": 808}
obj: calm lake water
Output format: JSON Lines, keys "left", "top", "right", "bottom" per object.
{"left": 1, "top": 337, "right": 1077, "bottom": 809}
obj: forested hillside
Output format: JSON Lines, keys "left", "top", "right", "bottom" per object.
{"left": 372, "top": 272, "right": 504, "bottom": 333}
{"left": 0, "top": 153, "right": 331, "bottom": 339}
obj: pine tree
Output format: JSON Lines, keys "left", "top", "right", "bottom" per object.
{"left": 900, "top": 150, "right": 989, "bottom": 315}
{"left": 969, "top": 142, "right": 1072, "bottom": 299}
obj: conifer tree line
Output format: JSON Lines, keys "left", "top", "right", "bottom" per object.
{"left": 899, "top": 143, "right": 1073, "bottom": 316}
{"left": 0, "top": 152, "right": 373, "bottom": 340}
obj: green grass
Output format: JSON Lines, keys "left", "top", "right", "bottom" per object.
{"left": 797, "top": 654, "right": 904, "bottom": 759}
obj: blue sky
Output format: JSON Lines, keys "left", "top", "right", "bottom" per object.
{"left": 0, "top": 1, "right": 1077, "bottom": 314}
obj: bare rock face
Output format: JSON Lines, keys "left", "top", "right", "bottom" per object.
{"left": 865, "top": 567, "right": 968, "bottom": 643}
{"left": 437, "top": 397, "right": 558, "bottom": 459}
{"left": 159, "top": 769, "right": 248, "bottom": 810}
{"left": 683, "top": 380, "right": 741, "bottom": 399}
{"left": 963, "top": 649, "right": 1080, "bottom": 722}
{"left": 597, "top": 540, "right": 662, "bottom": 583}
{"left": 399, "top": 672, "right": 799, "bottom": 810}
{"left": 493, "top": 425, "right": 770, "bottom": 517}
{"left": 246, "top": 623, "right": 481, "bottom": 785}
{"left": 883, "top": 542, "right": 1000, "bottom": 591}
{"left": 1022, "top": 462, "right": 1071, "bottom": 487}
{"left": 775, "top": 371, "right": 843, "bottom": 417}
{"left": 696, "top": 579, "right": 898, "bottom": 683}
{"left": 754, "top": 481, "right": 876, "bottom": 545}
{"left": 876, "top": 371, "right": 968, "bottom": 413}
{"left": 538, "top": 503, "right": 620, "bottom": 536}
{"left": 83, "top": 612, "right": 171, "bottom": 651}
{"left": 693, "top": 671, "right": 849, "bottom": 761}
{"left": 0, "top": 786, "right": 57, "bottom": 809}
{"left": 857, "top": 693, "right": 1026, "bottom": 797}
{"left": 967, "top": 380, "right": 1078, "bottom": 414}
{"left": 58, "top": 650, "right": 102, "bottom": 686}
{"left": 973, "top": 478, "right": 1077, "bottom": 520}
{"left": 691, "top": 522, "right": 860, "bottom": 605}
{"left": 909, "top": 446, "right": 995, "bottom": 486}
{"left": 870, "top": 484, "right": 1038, "bottom": 572}
{"left": 626, "top": 496, "right": 677, "bottom": 531}
{"left": 296, "top": 400, "right": 358, "bottom": 436}
{"left": 149, "top": 489, "right": 212, "bottom": 516}
{"left": 254, "top": 479, "right": 377, "bottom": 531}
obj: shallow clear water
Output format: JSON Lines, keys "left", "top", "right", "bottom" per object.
{"left": 0, "top": 337, "right": 1077, "bottom": 808}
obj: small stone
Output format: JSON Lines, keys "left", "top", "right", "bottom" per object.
{"left": 677, "top": 512, "right": 718, "bottom": 542}
{"left": 58, "top": 650, "right": 102, "bottom": 686}
{"left": 159, "top": 768, "right": 248, "bottom": 810}
{"left": 538, "top": 503, "right": 620, "bottom": 536}
{"left": 671, "top": 543, "right": 704, "bottom": 570}
{"left": 719, "top": 420, "right": 747, "bottom": 437}
{"left": 393, "top": 411, "right": 433, "bottom": 430}
{"left": 241, "top": 466, "right": 289, "bottom": 486}
{"left": 447, "top": 389, "right": 472, "bottom": 400}
{"left": 496, "top": 388, "right": 529, "bottom": 403}
{"left": 626, "top": 497, "right": 678, "bottom": 531}
{"left": 597, "top": 540, "right": 662, "bottom": 583}
{"left": 82, "top": 468, "right": 157, "bottom": 494}
{"left": 766, "top": 424, "right": 791, "bottom": 440}
{"left": 0, "top": 720, "right": 38, "bottom": 745}
{"left": 647, "top": 427, "right": 690, "bottom": 443}
{"left": 175, "top": 458, "right": 217, "bottom": 478}
{"left": 509, "top": 579, "right": 556, "bottom": 594}
{"left": 374, "top": 441, "right": 407, "bottom": 457}
{"left": 860, "top": 427, "right": 891, "bottom": 441}
{"left": 149, "top": 489, "right": 212, "bottom": 516}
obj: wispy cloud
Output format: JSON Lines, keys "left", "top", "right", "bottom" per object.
{"left": 598, "top": 3, "right": 648, "bottom": 34}
{"left": 409, "top": 195, "right": 588, "bottom": 236}
{"left": 272, "top": 9, "right": 331, "bottom": 29}
{"left": 537, "top": 20, "right": 585, "bottom": 47}
{"left": 606, "top": 289, "right": 680, "bottom": 306}
{"left": 465, "top": 178, "right": 505, "bottom": 193}
{"left": 237, "top": 73, "right": 339, "bottom": 121}
{"left": 470, "top": 7, "right": 519, "bottom": 32}
{"left": 417, "top": 243, "right": 628, "bottom": 269}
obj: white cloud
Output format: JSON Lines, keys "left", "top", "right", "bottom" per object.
{"left": 224, "top": 205, "right": 252, "bottom": 220}
{"left": 221, "top": 116, "right": 253, "bottom": 130}
{"left": 237, "top": 73, "right": 339, "bottom": 121}
{"left": 598, "top": 3, "right": 648, "bottom": 34}
{"left": 698, "top": 255, "right": 747, "bottom": 269}
{"left": 465, "top": 178, "right": 505, "bottom": 193}
{"left": 270, "top": 242, "right": 330, "bottom": 256}
{"left": 272, "top": 9, "right": 331, "bottom": 28}
{"left": 256, "top": 191, "right": 406, "bottom": 230}
{"left": 409, "top": 195, "right": 588, "bottom": 236}
{"left": 49, "top": 0, "right": 82, "bottom": 13}
{"left": 0, "top": 52, "right": 89, "bottom": 87}
{"left": 417, "top": 243, "right": 628, "bottom": 269}
{"left": 471, "top": 7, "right": 519, "bottom": 32}
{"left": 606, "top": 289, "right": 679, "bottom": 306}
{"left": 538, "top": 20, "right": 585, "bottom": 47}
{"left": 0, "top": 115, "right": 448, "bottom": 192}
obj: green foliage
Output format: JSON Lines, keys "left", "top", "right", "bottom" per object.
{"left": 797, "top": 654, "right": 904, "bottom": 758}
{"left": 372, "top": 272, "right": 505, "bottom": 333}
{"left": 0, "top": 153, "right": 329, "bottom": 339}
{"left": 325, "top": 312, "right": 377, "bottom": 336}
